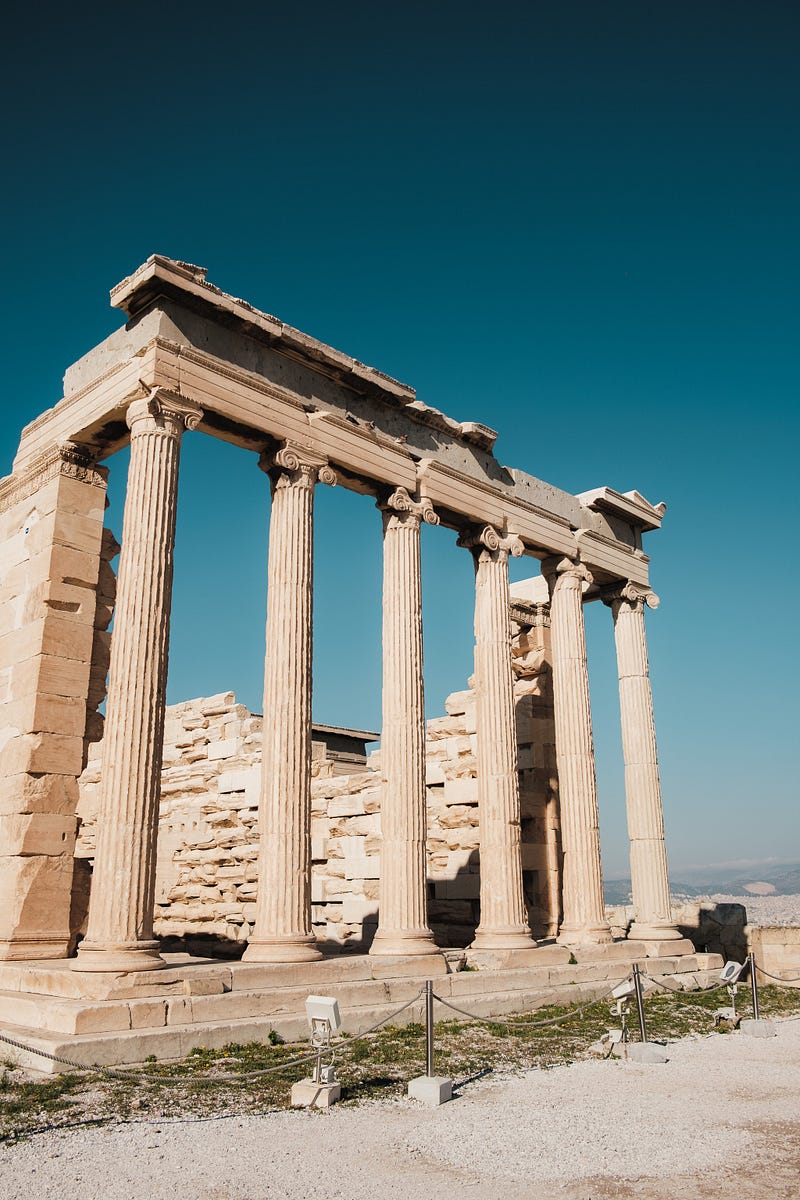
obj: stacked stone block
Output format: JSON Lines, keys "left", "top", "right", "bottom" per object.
{"left": 74, "top": 604, "right": 561, "bottom": 952}
{"left": 0, "top": 446, "right": 108, "bottom": 958}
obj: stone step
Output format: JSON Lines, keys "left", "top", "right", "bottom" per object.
{"left": 0, "top": 953, "right": 724, "bottom": 1073}
{"left": 0, "top": 978, "right": 627, "bottom": 1073}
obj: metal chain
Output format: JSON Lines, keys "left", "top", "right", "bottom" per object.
{"left": 0, "top": 1031, "right": 322, "bottom": 1084}
{"left": 333, "top": 989, "right": 426, "bottom": 1045}
{"left": 644, "top": 975, "right": 729, "bottom": 996}
{"left": 431, "top": 979, "right": 627, "bottom": 1029}
{"left": 0, "top": 989, "right": 426, "bottom": 1083}
{"left": 754, "top": 965, "right": 800, "bottom": 984}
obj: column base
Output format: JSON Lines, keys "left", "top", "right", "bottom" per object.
{"left": 72, "top": 940, "right": 165, "bottom": 973}
{"left": 242, "top": 935, "right": 322, "bottom": 963}
{"left": 557, "top": 921, "right": 613, "bottom": 946}
{"left": 470, "top": 926, "right": 535, "bottom": 951}
{"left": 369, "top": 929, "right": 438, "bottom": 957}
{"left": 628, "top": 921, "right": 683, "bottom": 942}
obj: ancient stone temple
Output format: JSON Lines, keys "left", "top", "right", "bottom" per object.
{"left": 0, "top": 256, "right": 711, "bottom": 1066}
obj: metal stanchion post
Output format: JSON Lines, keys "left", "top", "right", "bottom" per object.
{"left": 632, "top": 963, "right": 648, "bottom": 1043}
{"left": 408, "top": 980, "right": 452, "bottom": 1106}
{"left": 425, "top": 979, "right": 434, "bottom": 1077}
{"left": 749, "top": 951, "right": 760, "bottom": 1020}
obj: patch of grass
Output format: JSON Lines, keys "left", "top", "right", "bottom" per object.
{"left": 1, "top": 985, "right": 797, "bottom": 1142}
{"left": 0, "top": 1072, "right": 83, "bottom": 1128}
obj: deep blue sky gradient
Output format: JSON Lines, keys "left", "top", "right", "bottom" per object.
{"left": 1, "top": 2, "right": 797, "bottom": 875}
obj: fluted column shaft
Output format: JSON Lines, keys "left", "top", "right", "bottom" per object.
{"left": 75, "top": 391, "right": 202, "bottom": 972}
{"left": 603, "top": 583, "right": 681, "bottom": 940}
{"left": 244, "top": 445, "right": 335, "bottom": 962}
{"left": 370, "top": 489, "right": 438, "bottom": 956}
{"left": 543, "top": 556, "right": 612, "bottom": 944}
{"left": 464, "top": 526, "right": 533, "bottom": 949}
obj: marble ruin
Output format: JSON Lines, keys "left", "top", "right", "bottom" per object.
{"left": 0, "top": 256, "right": 708, "bottom": 1064}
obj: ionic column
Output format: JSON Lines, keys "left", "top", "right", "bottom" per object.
{"left": 542, "top": 556, "right": 612, "bottom": 945}
{"left": 243, "top": 444, "right": 335, "bottom": 963}
{"left": 75, "top": 391, "right": 202, "bottom": 972}
{"left": 462, "top": 526, "right": 534, "bottom": 950}
{"left": 370, "top": 488, "right": 438, "bottom": 956}
{"left": 602, "top": 582, "right": 682, "bottom": 940}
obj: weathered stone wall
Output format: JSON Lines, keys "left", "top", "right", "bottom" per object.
{"left": 0, "top": 449, "right": 109, "bottom": 958}
{"left": 607, "top": 900, "right": 749, "bottom": 961}
{"left": 748, "top": 926, "right": 800, "bottom": 985}
{"left": 75, "top": 604, "right": 560, "bottom": 952}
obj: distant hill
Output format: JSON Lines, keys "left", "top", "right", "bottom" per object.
{"left": 605, "top": 862, "right": 800, "bottom": 905}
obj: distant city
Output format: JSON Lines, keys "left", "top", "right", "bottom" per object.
{"left": 605, "top": 861, "right": 800, "bottom": 905}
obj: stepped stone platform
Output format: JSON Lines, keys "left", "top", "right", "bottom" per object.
{"left": 0, "top": 941, "right": 717, "bottom": 1073}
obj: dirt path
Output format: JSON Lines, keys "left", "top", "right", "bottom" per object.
{"left": 2, "top": 1020, "right": 798, "bottom": 1200}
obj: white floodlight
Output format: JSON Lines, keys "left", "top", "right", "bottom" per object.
{"left": 305, "top": 995, "right": 341, "bottom": 1033}
{"left": 720, "top": 961, "right": 745, "bottom": 985}
{"left": 291, "top": 996, "right": 343, "bottom": 1105}
{"left": 612, "top": 978, "right": 636, "bottom": 1000}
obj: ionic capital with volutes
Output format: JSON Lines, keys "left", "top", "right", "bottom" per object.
{"left": 458, "top": 523, "right": 524, "bottom": 564}
{"left": 259, "top": 441, "right": 337, "bottom": 492}
{"left": 126, "top": 388, "right": 204, "bottom": 438}
{"left": 378, "top": 486, "right": 439, "bottom": 530}
{"left": 541, "top": 554, "right": 593, "bottom": 592}
{"left": 600, "top": 580, "right": 660, "bottom": 614}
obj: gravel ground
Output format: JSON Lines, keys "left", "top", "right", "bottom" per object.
{"left": 701, "top": 894, "right": 800, "bottom": 926}
{"left": 2, "top": 1019, "right": 798, "bottom": 1200}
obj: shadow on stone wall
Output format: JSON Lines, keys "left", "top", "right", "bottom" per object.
{"left": 154, "top": 851, "right": 554, "bottom": 959}
{"left": 673, "top": 901, "right": 749, "bottom": 962}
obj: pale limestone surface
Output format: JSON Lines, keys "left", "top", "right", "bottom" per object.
{"left": 74, "top": 597, "right": 558, "bottom": 954}
{"left": 544, "top": 556, "right": 611, "bottom": 944}
{"left": 1, "top": 254, "right": 681, "bottom": 977}
{"left": 0, "top": 447, "right": 109, "bottom": 959}
{"left": 244, "top": 446, "right": 335, "bottom": 964}
{"left": 76, "top": 393, "right": 202, "bottom": 973}
{"left": 1, "top": 1020, "right": 798, "bottom": 1200}
{"left": 603, "top": 582, "right": 681, "bottom": 941}
{"left": 465, "top": 526, "right": 532, "bottom": 950}
{"left": 370, "top": 488, "right": 437, "bottom": 956}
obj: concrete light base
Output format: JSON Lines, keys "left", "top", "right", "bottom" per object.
{"left": 408, "top": 1074, "right": 453, "bottom": 1107}
{"left": 626, "top": 1042, "right": 669, "bottom": 1064}
{"left": 740, "top": 1019, "right": 777, "bottom": 1039}
{"left": 291, "top": 1078, "right": 341, "bottom": 1108}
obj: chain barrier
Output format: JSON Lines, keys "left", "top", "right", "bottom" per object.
{"left": 643, "top": 975, "right": 730, "bottom": 996}
{"left": 3, "top": 964, "right": 799, "bottom": 1097}
{"left": 0, "top": 988, "right": 426, "bottom": 1084}
{"left": 334, "top": 988, "right": 426, "bottom": 1044}
{"left": 754, "top": 965, "right": 800, "bottom": 985}
{"left": 0, "top": 1031, "right": 322, "bottom": 1084}
{"left": 430, "top": 979, "right": 626, "bottom": 1029}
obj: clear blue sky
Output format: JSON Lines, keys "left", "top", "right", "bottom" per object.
{"left": 1, "top": 2, "right": 797, "bottom": 877}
